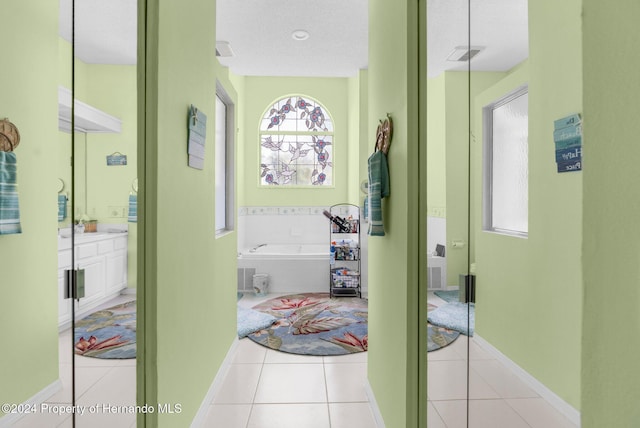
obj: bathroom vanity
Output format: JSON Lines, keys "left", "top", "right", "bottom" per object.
{"left": 57, "top": 231, "right": 128, "bottom": 328}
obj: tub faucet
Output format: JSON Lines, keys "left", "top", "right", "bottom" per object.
{"left": 249, "top": 243, "right": 267, "bottom": 253}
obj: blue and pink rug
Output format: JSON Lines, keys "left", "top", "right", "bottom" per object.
{"left": 247, "top": 293, "right": 368, "bottom": 356}
{"left": 74, "top": 300, "right": 136, "bottom": 359}
{"left": 246, "top": 293, "right": 460, "bottom": 355}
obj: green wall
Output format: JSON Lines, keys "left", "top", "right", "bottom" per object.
{"left": 348, "top": 74, "right": 361, "bottom": 205}
{"left": 348, "top": 69, "right": 370, "bottom": 207}
{"left": 57, "top": 38, "right": 139, "bottom": 288}
{"left": 472, "top": 0, "right": 583, "bottom": 410}
{"left": 356, "top": 70, "right": 370, "bottom": 206}
{"left": 82, "top": 64, "right": 138, "bottom": 288}
{"left": 226, "top": 69, "right": 246, "bottom": 208}
{"left": 582, "top": 0, "right": 640, "bottom": 426}
{"left": 426, "top": 71, "right": 503, "bottom": 283}
{"left": 241, "top": 76, "right": 351, "bottom": 207}
{"left": 0, "top": 0, "right": 60, "bottom": 416}
{"left": 142, "top": 0, "right": 238, "bottom": 425}
{"left": 368, "top": 0, "right": 421, "bottom": 426}
{"left": 444, "top": 71, "right": 504, "bottom": 284}
{"left": 426, "top": 74, "right": 446, "bottom": 216}
{"left": 82, "top": 64, "right": 138, "bottom": 225}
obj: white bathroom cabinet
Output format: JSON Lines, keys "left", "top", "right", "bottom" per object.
{"left": 57, "top": 232, "right": 128, "bottom": 328}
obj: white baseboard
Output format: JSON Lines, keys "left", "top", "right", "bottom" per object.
{"left": 122, "top": 288, "right": 137, "bottom": 295}
{"left": 0, "top": 380, "right": 62, "bottom": 428}
{"left": 190, "top": 337, "right": 240, "bottom": 427}
{"left": 364, "top": 380, "right": 386, "bottom": 428}
{"left": 474, "top": 334, "right": 581, "bottom": 426}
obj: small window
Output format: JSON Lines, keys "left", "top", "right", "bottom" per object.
{"left": 483, "top": 86, "right": 529, "bottom": 237}
{"left": 215, "top": 83, "right": 235, "bottom": 235}
{"left": 259, "top": 96, "right": 334, "bottom": 186}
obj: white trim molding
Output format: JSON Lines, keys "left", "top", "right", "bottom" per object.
{"left": 364, "top": 379, "right": 386, "bottom": 428}
{"left": 474, "top": 334, "right": 581, "bottom": 426}
{"left": 0, "top": 380, "right": 62, "bottom": 428}
{"left": 190, "top": 338, "right": 240, "bottom": 427}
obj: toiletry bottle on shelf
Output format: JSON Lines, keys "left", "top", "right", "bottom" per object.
{"left": 323, "top": 210, "right": 350, "bottom": 233}
{"left": 330, "top": 242, "right": 336, "bottom": 265}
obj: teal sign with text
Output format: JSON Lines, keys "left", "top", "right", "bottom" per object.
{"left": 554, "top": 113, "right": 582, "bottom": 173}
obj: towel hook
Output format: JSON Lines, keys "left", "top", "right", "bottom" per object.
{"left": 0, "top": 118, "right": 20, "bottom": 152}
{"left": 374, "top": 114, "right": 393, "bottom": 155}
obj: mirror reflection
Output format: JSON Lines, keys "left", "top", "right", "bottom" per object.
{"left": 65, "top": 0, "right": 138, "bottom": 426}
{"left": 426, "top": 1, "right": 580, "bottom": 427}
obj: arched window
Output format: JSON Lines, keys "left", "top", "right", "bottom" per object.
{"left": 259, "top": 96, "right": 334, "bottom": 186}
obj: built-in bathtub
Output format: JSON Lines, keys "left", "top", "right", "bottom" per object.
{"left": 237, "top": 243, "right": 329, "bottom": 293}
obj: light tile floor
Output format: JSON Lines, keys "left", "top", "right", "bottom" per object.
{"left": 13, "top": 295, "right": 136, "bottom": 428}
{"left": 11, "top": 292, "right": 580, "bottom": 427}
{"left": 200, "top": 292, "right": 376, "bottom": 428}
{"left": 427, "top": 292, "right": 579, "bottom": 428}
{"left": 201, "top": 338, "right": 374, "bottom": 428}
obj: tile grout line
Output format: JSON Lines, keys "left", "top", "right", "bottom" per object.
{"left": 428, "top": 400, "right": 451, "bottom": 428}
{"left": 502, "top": 397, "right": 569, "bottom": 428}
{"left": 245, "top": 349, "right": 268, "bottom": 427}
{"left": 323, "top": 358, "right": 332, "bottom": 428}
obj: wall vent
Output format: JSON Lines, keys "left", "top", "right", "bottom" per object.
{"left": 446, "top": 46, "right": 485, "bottom": 62}
{"left": 237, "top": 267, "right": 256, "bottom": 292}
{"left": 216, "top": 41, "right": 235, "bottom": 58}
{"left": 427, "top": 266, "right": 443, "bottom": 290}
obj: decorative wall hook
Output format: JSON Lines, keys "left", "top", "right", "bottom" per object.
{"left": 375, "top": 114, "right": 393, "bottom": 155}
{"left": 0, "top": 118, "right": 20, "bottom": 152}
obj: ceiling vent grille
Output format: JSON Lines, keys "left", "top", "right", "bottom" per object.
{"left": 216, "top": 41, "right": 234, "bottom": 58}
{"left": 446, "top": 46, "right": 484, "bottom": 62}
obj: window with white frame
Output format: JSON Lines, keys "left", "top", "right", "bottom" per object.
{"left": 215, "top": 84, "right": 235, "bottom": 235}
{"left": 483, "top": 86, "right": 529, "bottom": 237}
{"left": 259, "top": 96, "right": 334, "bottom": 186}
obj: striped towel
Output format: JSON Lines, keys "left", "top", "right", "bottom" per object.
{"left": 367, "top": 150, "right": 389, "bottom": 236}
{"left": 128, "top": 194, "right": 137, "bottom": 223}
{"left": 0, "top": 152, "right": 22, "bottom": 235}
{"left": 58, "top": 194, "right": 68, "bottom": 221}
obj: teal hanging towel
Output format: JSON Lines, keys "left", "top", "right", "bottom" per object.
{"left": 58, "top": 194, "right": 67, "bottom": 221}
{"left": 128, "top": 194, "right": 137, "bottom": 223}
{"left": 367, "top": 150, "right": 389, "bottom": 236}
{"left": 0, "top": 151, "right": 22, "bottom": 235}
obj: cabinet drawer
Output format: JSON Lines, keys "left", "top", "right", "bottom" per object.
{"left": 114, "top": 237, "right": 127, "bottom": 250}
{"left": 58, "top": 250, "right": 72, "bottom": 268}
{"left": 98, "top": 239, "right": 114, "bottom": 255}
{"left": 76, "top": 243, "right": 98, "bottom": 259}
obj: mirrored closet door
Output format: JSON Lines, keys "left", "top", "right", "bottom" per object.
{"left": 4, "top": 1, "right": 140, "bottom": 427}
{"left": 425, "top": 0, "right": 473, "bottom": 424}
{"left": 64, "top": 0, "right": 138, "bottom": 426}
{"left": 424, "top": 0, "right": 530, "bottom": 426}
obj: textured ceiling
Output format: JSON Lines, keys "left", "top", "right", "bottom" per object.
{"left": 59, "top": 0, "right": 528, "bottom": 78}
{"left": 59, "top": 0, "right": 137, "bottom": 65}
{"left": 427, "top": 0, "right": 528, "bottom": 77}
{"left": 215, "top": 0, "right": 369, "bottom": 77}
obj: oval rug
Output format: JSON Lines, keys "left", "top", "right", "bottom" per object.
{"left": 248, "top": 293, "right": 368, "bottom": 356}
{"left": 74, "top": 300, "right": 136, "bottom": 359}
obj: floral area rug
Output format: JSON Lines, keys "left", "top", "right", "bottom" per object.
{"left": 74, "top": 300, "right": 136, "bottom": 359}
{"left": 247, "top": 293, "right": 368, "bottom": 356}
{"left": 428, "top": 303, "right": 460, "bottom": 352}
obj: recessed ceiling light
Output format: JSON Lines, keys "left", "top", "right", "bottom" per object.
{"left": 291, "top": 30, "right": 310, "bottom": 41}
